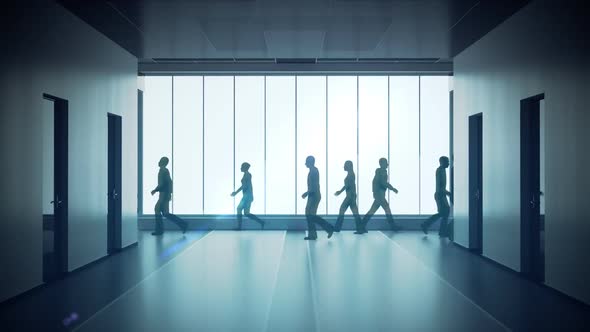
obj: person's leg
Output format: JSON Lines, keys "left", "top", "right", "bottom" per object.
{"left": 161, "top": 196, "right": 187, "bottom": 233}
{"left": 334, "top": 198, "right": 350, "bottom": 231}
{"left": 361, "top": 199, "right": 381, "bottom": 232}
{"left": 305, "top": 197, "right": 318, "bottom": 239}
{"left": 236, "top": 199, "right": 245, "bottom": 230}
{"left": 244, "top": 201, "right": 265, "bottom": 228}
{"left": 378, "top": 196, "right": 400, "bottom": 231}
{"left": 438, "top": 198, "right": 451, "bottom": 237}
{"left": 421, "top": 213, "right": 440, "bottom": 234}
{"left": 153, "top": 197, "right": 164, "bottom": 235}
{"left": 422, "top": 193, "right": 442, "bottom": 235}
{"left": 349, "top": 199, "right": 363, "bottom": 233}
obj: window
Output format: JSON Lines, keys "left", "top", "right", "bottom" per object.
{"left": 266, "top": 77, "right": 296, "bottom": 214}
{"left": 419, "top": 76, "right": 450, "bottom": 214}
{"left": 172, "top": 77, "right": 204, "bottom": 214}
{"left": 141, "top": 75, "right": 451, "bottom": 216}
{"left": 358, "top": 76, "right": 388, "bottom": 214}
{"left": 143, "top": 76, "right": 172, "bottom": 214}
{"left": 389, "top": 76, "right": 420, "bottom": 214}
{"left": 235, "top": 76, "right": 265, "bottom": 214}
{"left": 296, "top": 76, "right": 327, "bottom": 215}
{"left": 327, "top": 76, "right": 357, "bottom": 215}
{"left": 203, "top": 76, "right": 234, "bottom": 214}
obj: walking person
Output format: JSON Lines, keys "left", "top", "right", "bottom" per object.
{"left": 302, "top": 156, "right": 335, "bottom": 240}
{"left": 150, "top": 156, "right": 187, "bottom": 235}
{"left": 421, "top": 156, "right": 452, "bottom": 237}
{"left": 231, "top": 162, "right": 265, "bottom": 230}
{"left": 359, "top": 157, "right": 401, "bottom": 233}
{"left": 334, "top": 160, "right": 363, "bottom": 233}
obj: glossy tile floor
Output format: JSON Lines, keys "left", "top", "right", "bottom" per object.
{"left": 2, "top": 231, "right": 589, "bottom": 331}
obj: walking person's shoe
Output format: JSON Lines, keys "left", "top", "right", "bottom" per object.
{"left": 327, "top": 227, "right": 334, "bottom": 239}
{"left": 421, "top": 223, "right": 428, "bottom": 235}
{"left": 304, "top": 236, "right": 317, "bottom": 240}
{"left": 151, "top": 231, "right": 163, "bottom": 236}
{"left": 181, "top": 222, "right": 188, "bottom": 234}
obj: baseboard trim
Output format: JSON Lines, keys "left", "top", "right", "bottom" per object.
{"left": 451, "top": 242, "right": 590, "bottom": 308}
{"left": 0, "top": 242, "right": 138, "bottom": 307}
{"left": 138, "top": 215, "right": 450, "bottom": 231}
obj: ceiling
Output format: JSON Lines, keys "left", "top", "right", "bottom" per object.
{"left": 57, "top": 0, "right": 530, "bottom": 63}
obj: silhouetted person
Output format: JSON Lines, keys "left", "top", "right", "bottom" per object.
{"left": 334, "top": 160, "right": 362, "bottom": 233}
{"left": 151, "top": 156, "right": 187, "bottom": 235}
{"left": 421, "top": 156, "right": 452, "bottom": 237}
{"left": 302, "top": 156, "right": 334, "bottom": 240}
{"left": 231, "top": 162, "right": 265, "bottom": 230}
{"left": 360, "top": 157, "right": 401, "bottom": 233}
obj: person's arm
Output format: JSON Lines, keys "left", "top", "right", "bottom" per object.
{"left": 151, "top": 170, "right": 164, "bottom": 195}
{"left": 231, "top": 186, "right": 243, "bottom": 197}
{"left": 302, "top": 170, "right": 318, "bottom": 198}
{"left": 379, "top": 170, "right": 398, "bottom": 193}
{"left": 387, "top": 182, "right": 398, "bottom": 193}
{"left": 335, "top": 185, "right": 346, "bottom": 196}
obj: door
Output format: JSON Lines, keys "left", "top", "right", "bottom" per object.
{"left": 108, "top": 113, "right": 122, "bottom": 254}
{"left": 468, "top": 113, "right": 483, "bottom": 254}
{"left": 42, "top": 94, "right": 68, "bottom": 282}
{"left": 520, "top": 93, "right": 544, "bottom": 282}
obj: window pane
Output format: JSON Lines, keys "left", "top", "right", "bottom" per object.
{"left": 358, "top": 76, "right": 389, "bottom": 214}
{"left": 235, "top": 76, "right": 265, "bottom": 214}
{"left": 172, "top": 76, "right": 203, "bottom": 214}
{"left": 143, "top": 76, "right": 172, "bottom": 214}
{"left": 266, "top": 77, "right": 296, "bottom": 214}
{"left": 297, "top": 76, "right": 327, "bottom": 215}
{"left": 390, "top": 76, "right": 420, "bottom": 214}
{"left": 420, "top": 76, "right": 450, "bottom": 214}
{"left": 327, "top": 76, "right": 357, "bottom": 215}
{"left": 204, "top": 76, "right": 234, "bottom": 214}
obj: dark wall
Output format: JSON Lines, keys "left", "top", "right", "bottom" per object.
{"left": 0, "top": 0, "right": 137, "bottom": 302}
{"left": 453, "top": 0, "right": 589, "bottom": 303}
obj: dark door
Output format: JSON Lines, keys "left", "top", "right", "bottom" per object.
{"left": 108, "top": 113, "right": 122, "bottom": 254}
{"left": 469, "top": 113, "right": 483, "bottom": 254}
{"left": 43, "top": 94, "right": 68, "bottom": 282}
{"left": 520, "top": 94, "right": 544, "bottom": 282}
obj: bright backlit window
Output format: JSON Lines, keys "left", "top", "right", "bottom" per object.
{"left": 141, "top": 75, "right": 450, "bottom": 216}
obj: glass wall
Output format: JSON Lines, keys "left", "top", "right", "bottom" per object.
{"left": 203, "top": 76, "right": 234, "bottom": 214}
{"left": 296, "top": 76, "right": 327, "bottom": 215}
{"left": 327, "top": 76, "right": 357, "bottom": 215}
{"left": 173, "top": 76, "right": 203, "bottom": 214}
{"left": 143, "top": 76, "right": 172, "bottom": 214}
{"left": 358, "top": 76, "right": 389, "bottom": 214}
{"left": 235, "top": 76, "right": 265, "bottom": 215}
{"left": 389, "top": 76, "right": 420, "bottom": 214}
{"left": 419, "top": 76, "right": 450, "bottom": 214}
{"left": 142, "top": 75, "right": 450, "bottom": 216}
{"left": 266, "top": 77, "right": 296, "bottom": 214}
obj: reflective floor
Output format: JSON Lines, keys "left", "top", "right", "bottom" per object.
{"left": 2, "top": 231, "right": 589, "bottom": 331}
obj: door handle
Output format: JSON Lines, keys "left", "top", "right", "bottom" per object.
{"left": 530, "top": 196, "right": 536, "bottom": 208}
{"left": 109, "top": 188, "right": 119, "bottom": 200}
{"left": 50, "top": 195, "right": 63, "bottom": 207}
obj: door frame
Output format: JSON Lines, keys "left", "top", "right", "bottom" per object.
{"left": 468, "top": 113, "right": 483, "bottom": 254}
{"left": 520, "top": 93, "right": 544, "bottom": 282}
{"left": 42, "top": 93, "right": 68, "bottom": 280}
{"left": 107, "top": 113, "right": 123, "bottom": 254}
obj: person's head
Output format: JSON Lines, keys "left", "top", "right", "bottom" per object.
{"left": 344, "top": 160, "right": 353, "bottom": 172}
{"left": 305, "top": 155, "right": 315, "bottom": 168}
{"left": 158, "top": 156, "right": 169, "bottom": 168}
{"left": 379, "top": 157, "right": 388, "bottom": 168}
{"left": 439, "top": 156, "right": 450, "bottom": 168}
{"left": 241, "top": 162, "right": 251, "bottom": 172}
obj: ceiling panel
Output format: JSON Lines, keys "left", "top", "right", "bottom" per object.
{"left": 57, "top": 0, "right": 532, "bottom": 61}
